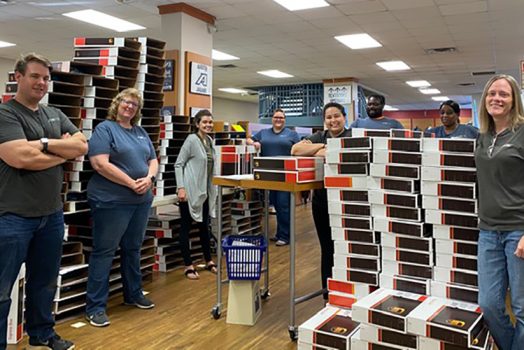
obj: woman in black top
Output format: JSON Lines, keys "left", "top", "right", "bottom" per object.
{"left": 475, "top": 74, "right": 524, "bottom": 350}
{"left": 292, "top": 102, "right": 350, "bottom": 299}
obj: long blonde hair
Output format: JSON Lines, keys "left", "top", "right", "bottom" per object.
{"left": 478, "top": 74, "right": 524, "bottom": 133}
{"left": 107, "top": 88, "right": 143, "bottom": 126}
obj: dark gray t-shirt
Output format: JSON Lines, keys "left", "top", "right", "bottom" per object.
{"left": 475, "top": 126, "right": 524, "bottom": 230}
{"left": 0, "top": 99, "right": 79, "bottom": 217}
{"left": 87, "top": 120, "right": 156, "bottom": 204}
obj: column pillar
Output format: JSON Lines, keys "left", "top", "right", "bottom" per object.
{"left": 158, "top": 3, "right": 215, "bottom": 115}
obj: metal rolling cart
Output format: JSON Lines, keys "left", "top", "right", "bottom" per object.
{"left": 211, "top": 175, "right": 324, "bottom": 340}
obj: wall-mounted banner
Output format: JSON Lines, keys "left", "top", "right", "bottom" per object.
{"left": 163, "top": 59, "right": 174, "bottom": 91}
{"left": 190, "top": 62, "right": 212, "bottom": 96}
{"left": 324, "top": 84, "right": 352, "bottom": 104}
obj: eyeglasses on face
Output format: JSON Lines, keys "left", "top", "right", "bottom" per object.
{"left": 121, "top": 99, "right": 139, "bottom": 108}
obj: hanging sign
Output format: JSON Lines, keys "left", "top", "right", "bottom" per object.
{"left": 190, "top": 62, "right": 212, "bottom": 96}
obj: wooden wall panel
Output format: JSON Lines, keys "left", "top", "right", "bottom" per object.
{"left": 162, "top": 49, "right": 179, "bottom": 112}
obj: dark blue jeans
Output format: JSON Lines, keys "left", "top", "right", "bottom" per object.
{"left": 0, "top": 211, "right": 64, "bottom": 348}
{"left": 269, "top": 190, "right": 291, "bottom": 242}
{"left": 478, "top": 230, "right": 524, "bottom": 350}
{"left": 86, "top": 200, "right": 152, "bottom": 316}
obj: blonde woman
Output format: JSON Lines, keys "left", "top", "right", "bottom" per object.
{"left": 85, "top": 88, "right": 158, "bottom": 327}
{"left": 475, "top": 74, "right": 524, "bottom": 350}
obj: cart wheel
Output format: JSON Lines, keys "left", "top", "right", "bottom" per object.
{"left": 261, "top": 290, "right": 271, "bottom": 300}
{"left": 289, "top": 328, "right": 298, "bottom": 341}
{"left": 211, "top": 306, "right": 221, "bottom": 320}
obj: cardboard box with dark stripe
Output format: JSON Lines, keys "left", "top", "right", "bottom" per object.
{"left": 370, "top": 163, "right": 420, "bottom": 179}
{"left": 253, "top": 156, "right": 323, "bottom": 170}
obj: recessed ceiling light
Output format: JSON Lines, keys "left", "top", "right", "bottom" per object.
{"left": 334, "top": 33, "right": 382, "bottom": 50}
{"left": 219, "top": 88, "right": 248, "bottom": 94}
{"left": 273, "top": 0, "right": 329, "bottom": 11}
{"left": 376, "top": 60, "right": 410, "bottom": 71}
{"left": 432, "top": 96, "right": 449, "bottom": 101}
{"left": 384, "top": 105, "right": 399, "bottom": 111}
{"left": 257, "top": 70, "right": 293, "bottom": 78}
{"left": 419, "top": 88, "right": 441, "bottom": 95}
{"left": 406, "top": 80, "right": 430, "bottom": 88}
{"left": 63, "top": 9, "right": 145, "bottom": 32}
{"left": 212, "top": 50, "right": 239, "bottom": 61}
{"left": 0, "top": 40, "right": 15, "bottom": 48}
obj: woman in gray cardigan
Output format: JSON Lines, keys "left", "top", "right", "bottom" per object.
{"left": 175, "top": 109, "right": 218, "bottom": 279}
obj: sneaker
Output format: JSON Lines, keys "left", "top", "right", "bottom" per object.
{"left": 28, "top": 334, "right": 75, "bottom": 350}
{"left": 275, "top": 239, "right": 289, "bottom": 246}
{"left": 124, "top": 295, "right": 155, "bottom": 309}
{"left": 269, "top": 236, "right": 279, "bottom": 242}
{"left": 85, "top": 311, "right": 110, "bottom": 327}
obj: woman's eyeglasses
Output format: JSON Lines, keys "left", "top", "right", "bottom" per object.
{"left": 121, "top": 99, "right": 139, "bottom": 108}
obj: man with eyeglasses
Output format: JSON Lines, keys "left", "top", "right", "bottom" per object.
{"left": 247, "top": 108, "right": 300, "bottom": 246}
{"left": 0, "top": 53, "right": 87, "bottom": 350}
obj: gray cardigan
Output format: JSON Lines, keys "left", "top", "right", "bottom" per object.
{"left": 175, "top": 133, "right": 217, "bottom": 222}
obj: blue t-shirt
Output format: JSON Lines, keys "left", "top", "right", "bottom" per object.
{"left": 429, "top": 124, "right": 479, "bottom": 139}
{"left": 87, "top": 120, "right": 156, "bottom": 204}
{"left": 350, "top": 117, "right": 404, "bottom": 130}
{"left": 252, "top": 127, "right": 300, "bottom": 156}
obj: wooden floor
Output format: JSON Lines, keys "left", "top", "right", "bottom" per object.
{"left": 9, "top": 203, "right": 324, "bottom": 350}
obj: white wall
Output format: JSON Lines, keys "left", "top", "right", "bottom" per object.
{"left": 0, "top": 57, "right": 15, "bottom": 95}
{"left": 212, "top": 97, "right": 258, "bottom": 123}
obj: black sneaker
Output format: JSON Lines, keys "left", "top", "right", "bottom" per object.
{"left": 124, "top": 295, "right": 155, "bottom": 309}
{"left": 269, "top": 236, "right": 279, "bottom": 242}
{"left": 28, "top": 334, "right": 75, "bottom": 350}
{"left": 85, "top": 311, "right": 110, "bottom": 327}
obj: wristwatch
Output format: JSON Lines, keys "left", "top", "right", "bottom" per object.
{"left": 150, "top": 175, "right": 156, "bottom": 182}
{"left": 40, "top": 137, "right": 49, "bottom": 153}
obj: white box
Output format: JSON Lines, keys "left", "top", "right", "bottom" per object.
{"left": 381, "top": 232, "right": 433, "bottom": 252}
{"left": 435, "top": 253, "right": 477, "bottom": 272}
{"left": 7, "top": 264, "right": 25, "bottom": 345}
{"left": 359, "top": 323, "right": 418, "bottom": 350}
{"left": 326, "top": 150, "right": 371, "bottom": 164}
{"left": 334, "top": 254, "right": 380, "bottom": 272}
{"left": 425, "top": 209, "right": 478, "bottom": 229}
{"left": 332, "top": 267, "right": 379, "bottom": 286}
{"left": 419, "top": 329, "right": 492, "bottom": 350}
{"left": 382, "top": 260, "right": 433, "bottom": 280}
{"left": 298, "top": 306, "right": 360, "bottom": 350}
{"left": 325, "top": 175, "right": 368, "bottom": 189}
{"left": 369, "top": 190, "right": 420, "bottom": 209}
{"left": 327, "top": 136, "right": 372, "bottom": 150}
{"left": 430, "top": 280, "right": 478, "bottom": 305}
{"left": 330, "top": 215, "right": 372, "bottom": 231}
{"left": 352, "top": 129, "right": 391, "bottom": 137}
{"left": 407, "top": 296, "right": 483, "bottom": 348}
{"left": 297, "top": 341, "right": 337, "bottom": 350}
{"left": 327, "top": 278, "right": 376, "bottom": 299}
{"left": 331, "top": 227, "right": 379, "bottom": 244}
{"left": 421, "top": 181, "right": 476, "bottom": 199}
{"left": 422, "top": 195, "right": 477, "bottom": 214}
{"left": 352, "top": 288, "right": 425, "bottom": 333}
{"left": 373, "top": 137, "right": 422, "bottom": 153}
{"left": 423, "top": 138, "right": 476, "bottom": 153}
{"left": 373, "top": 217, "right": 428, "bottom": 237}
{"left": 435, "top": 238, "right": 477, "bottom": 257}
{"left": 433, "top": 266, "right": 478, "bottom": 287}
{"left": 421, "top": 166, "right": 476, "bottom": 183}
{"left": 433, "top": 225, "right": 479, "bottom": 242}
{"left": 371, "top": 204, "right": 422, "bottom": 222}
{"left": 373, "top": 150, "right": 422, "bottom": 166}
{"left": 324, "top": 163, "right": 369, "bottom": 176}
{"left": 422, "top": 152, "right": 475, "bottom": 168}
{"left": 368, "top": 177, "right": 418, "bottom": 194}
{"left": 328, "top": 201, "right": 371, "bottom": 217}
{"left": 370, "top": 163, "right": 420, "bottom": 179}
{"left": 328, "top": 290, "right": 358, "bottom": 310}
{"left": 334, "top": 241, "right": 380, "bottom": 258}
{"left": 382, "top": 246, "right": 433, "bottom": 266}
{"left": 379, "top": 274, "right": 431, "bottom": 296}
{"left": 327, "top": 189, "right": 369, "bottom": 203}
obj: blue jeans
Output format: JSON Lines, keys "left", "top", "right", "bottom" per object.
{"left": 86, "top": 200, "right": 152, "bottom": 316}
{"left": 0, "top": 211, "right": 64, "bottom": 348}
{"left": 478, "top": 230, "right": 524, "bottom": 350}
{"left": 269, "top": 191, "right": 291, "bottom": 242}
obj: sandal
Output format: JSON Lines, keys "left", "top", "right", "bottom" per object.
{"left": 205, "top": 262, "right": 218, "bottom": 274}
{"left": 184, "top": 268, "right": 199, "bottom": 280}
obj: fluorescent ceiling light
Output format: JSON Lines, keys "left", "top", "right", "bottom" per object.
{"left": 273, "top": 0, "right": 329, "bottom": 11}
{"left": 212, "top": 50, "right": 239, "bottom": 61}
{"left": 432, "top": 96, "right": 450, "bottom": 101}
{"left": 257, "top": 70, "right": 293, "bottom": 78}
{"left": 335, "top": 33, "right": 382, "bottom": 50}
{"left": 376, "top": 60, "right": 410, "bottom": 71}
{"left": 219, "top": 88, "right": 248, "bottom": 94}
{"left": 0, "top": 40, "right": 15, "bottom": 48}
{"left": 406, "top": 80, "right": 430, "bottom": 88}
{"left": 63, "top": 9, "right": 145, "bottom": 32}
{"left": 419, "top": 88, "right": 441, "bottom": 95}
{"left": 384, "top": 105, "right": 399, "bottom": 111}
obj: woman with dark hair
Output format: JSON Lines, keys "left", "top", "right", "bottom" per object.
{"left": 175, "top": 109, "right": 218, "bottom": 280}
{"left": 430, "top": 100, "right": 479, "bottom": 138}
{"left": 85, "top": 88, "right": 158, "bottom": 327}
{"left": 291, "top": 102, "right": 351, "bottom": 299}
{"left": 475, "top": 74, "right": 524, "bottom": 350}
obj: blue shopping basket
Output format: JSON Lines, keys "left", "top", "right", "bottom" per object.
{"left": 222, "top": 235, "right": 267, "bottom": 280}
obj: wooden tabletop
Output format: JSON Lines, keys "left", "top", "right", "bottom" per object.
{"left": 212, "top": 175, "right": 324, "bottom": 193}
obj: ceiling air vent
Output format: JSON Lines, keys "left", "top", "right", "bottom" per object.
{"left": 425, "top": 47, "right": 457, "bottom": 54}
{"left": 216, "top": 64, "right": 238, "bottom": 69}
{"left": 458, "top": 82, "right": 475, "bottom": 86}
{"left": 471, "top": 71, "right": 496, "bottom": 76}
